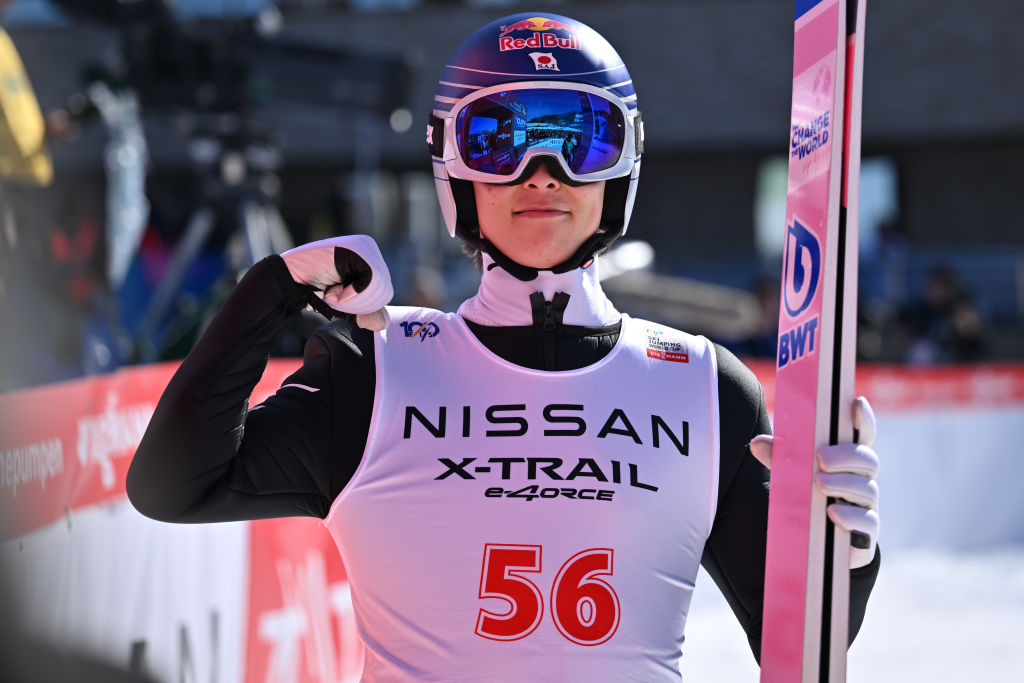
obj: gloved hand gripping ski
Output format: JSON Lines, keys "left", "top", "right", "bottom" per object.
{"left": 281, "top": 234, "right": 393, "bottom": 331}
{"left": 749, "top": 396, "right": 880, "bottom": 569}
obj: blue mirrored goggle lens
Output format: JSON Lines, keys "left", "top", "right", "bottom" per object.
{"left": 455, "top": 89, "right": 626, "bottom": 176}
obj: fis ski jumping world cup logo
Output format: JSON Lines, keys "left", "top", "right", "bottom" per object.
{"left": 778, "top": 219, "right": 821, "bottom": 369}
{"left": 498, "top": 17, "right": 582, "bottom": 53}
{"left": 645, "top": 328, "right": 689, "bottom": 364}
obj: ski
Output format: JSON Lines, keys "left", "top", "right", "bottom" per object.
{"left": 760, "top": 1, "right": 866, "bottom": 682}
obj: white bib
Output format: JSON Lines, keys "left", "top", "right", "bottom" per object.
{"left": 324, "top": 307, "right": 720, "bottom": 681}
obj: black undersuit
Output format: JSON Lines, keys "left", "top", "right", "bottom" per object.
{"left": 127, "top": 255, "right": 879, "bottom": 662}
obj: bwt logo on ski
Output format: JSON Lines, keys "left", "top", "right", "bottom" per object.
{"left": 498, "top": 17, "right": 582, "bottom": 52}
{"left": 782, "top": 219, "right": 820, "bottom": 318}
{"left": 779, "top": 219, "right": 821, "bottom": 369}
{"left": 778, "top": 317, "right": 818, "bottom": 369}
{"left": 399, "top": 321, "right": 440, "bottom": 342}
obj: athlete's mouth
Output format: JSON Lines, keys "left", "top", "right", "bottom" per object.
{"left": 514, "top": 207, "right": 569, "bottom": 217}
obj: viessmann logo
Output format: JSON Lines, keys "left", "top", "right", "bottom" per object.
{"left": 498, "top": 16, "right": 582, "bottom": 52}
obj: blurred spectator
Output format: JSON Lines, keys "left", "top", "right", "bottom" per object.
{"left": 0, "top": 0, "right": 117, "bottom": 392}
{"left": 0, "top": 3, "right": 68, "bottom": 391}
{"left": 896, "top": 265, "right": 988, "bottom": 364}
{"left": 0, "top": 7, "right": 53, "bottom": 188}
{"left": 0, "top": 0, "right": 54, "bottom": 307}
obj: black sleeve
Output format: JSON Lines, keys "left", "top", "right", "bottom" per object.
{"left": 700, "top": 343, "right": 880, "bottom": 663}
{"left": 126, "top": 255, "right": 376, "bottom": 523}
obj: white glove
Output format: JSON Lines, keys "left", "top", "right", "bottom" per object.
{"left": 281, "top": 235, "right": 393, "bottom": 331}
{"left": 749, "top": 396, "right": 880, "bottom": 569}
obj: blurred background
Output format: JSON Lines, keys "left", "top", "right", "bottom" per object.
{"left": 0, "top": 0, "right": 1020, "bottom": 389}
{"left": 0, "top": 0, "right": 1021, "bottom": 681}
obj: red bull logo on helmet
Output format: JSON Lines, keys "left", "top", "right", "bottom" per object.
{"left": 498, "top": 16, "right": 581, "bottom": 52}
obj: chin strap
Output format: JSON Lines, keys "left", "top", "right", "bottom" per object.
{"left": 463, "top": 230, "right": 611, "bottom": 282}
{"left": 477, "top": 236, "right": 543, "bottom": 281}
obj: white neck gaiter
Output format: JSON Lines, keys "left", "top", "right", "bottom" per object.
{"left": 458, "top": 254, "right": 621, "bottom": 327}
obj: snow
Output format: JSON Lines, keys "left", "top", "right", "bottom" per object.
{"left": 682, "top": 407, "right": 1024, "bottom": 681}
{"left": 684, "top": 549, "right": 1024, "bottom": 681}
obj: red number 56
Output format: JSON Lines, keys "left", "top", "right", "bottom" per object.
{"left": 475, "top": 543, "right": 620, "bottom": 646}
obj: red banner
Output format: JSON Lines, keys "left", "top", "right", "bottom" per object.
{"left": 0, "top": 360, "right": 300, "bottom": 538}
{"left": 245, "top": 516, "right": 364, "bottom": 683}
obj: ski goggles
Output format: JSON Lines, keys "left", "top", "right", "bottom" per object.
{"left": 432, "top": 81, "right": 643, "bottom": 184}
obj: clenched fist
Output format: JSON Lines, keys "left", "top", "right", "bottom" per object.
{"left": 281, "top": 235, "right": 393, "bottom": 331}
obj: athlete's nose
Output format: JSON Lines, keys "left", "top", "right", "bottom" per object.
{"left": 524, "top": 159, "right": 562, "bottom": 189}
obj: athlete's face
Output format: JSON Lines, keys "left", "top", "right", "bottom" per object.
{"left": 473, "top": 164, "right": 605, "bottom": 269}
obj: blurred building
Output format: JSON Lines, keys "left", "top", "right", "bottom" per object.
{"left": 2, "top": 0, "right": 1022, "bottom": 374}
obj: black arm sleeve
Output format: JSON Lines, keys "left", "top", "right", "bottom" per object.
{"left": 700, "top": 343, "right": 879, "bottom": 663}
{"left": 126, "top": 255, "right": 376, "bottom": 523}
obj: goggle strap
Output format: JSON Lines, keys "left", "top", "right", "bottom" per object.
{"left": 427, "top": 112, "right": 445, "bottom": 158}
